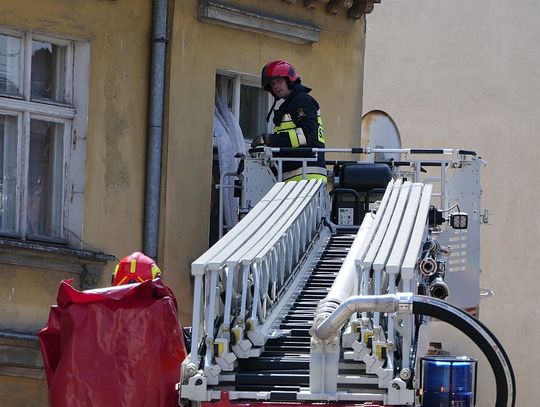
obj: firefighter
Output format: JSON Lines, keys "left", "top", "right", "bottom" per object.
{"left": 111, "top": 251, "right": 162, "bottom": 286}
{"left": 251, "top": 60, "right": 327, "bottom": 182}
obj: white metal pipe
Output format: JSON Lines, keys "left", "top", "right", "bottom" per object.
{"left": 218, "top": 171, "right": 242, "bottom": 238}
{"left": 223, "top": 265, "right": 234, "bottom": 327}
{"left": 267, "top": 147, "right": 458, "bottom": 155}
{"left": 250, "top": 263, "right": 260, "bottom": 321}
{"left": 313, "top": 294, "right": 399, "bottom": 341}
{"left": 324, "top": 216, "right": 374, "bottom": 303}
{"left": 204, "top": 270, "right": 219, "bottom": 363}
{"left": 190, "top": 275, "right": 203, "bottom": 358}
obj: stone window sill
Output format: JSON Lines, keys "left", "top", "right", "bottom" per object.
{"left": 0, "top": 332, "right": 43, "bottom": 380}
{"left": 0, "top": 238, "right": 115, "bottom": 289}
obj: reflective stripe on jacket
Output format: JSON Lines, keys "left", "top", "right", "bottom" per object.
{"left": 274, "top": 110, "right": 325, "bottom": 148}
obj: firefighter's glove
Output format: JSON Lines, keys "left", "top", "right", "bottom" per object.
{"left": 251, "top": 134, "right": 269, "bottom": 148}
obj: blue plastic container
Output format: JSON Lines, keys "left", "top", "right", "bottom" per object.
{"left": 421, "top": 356, "right": 477, "bottom": 406}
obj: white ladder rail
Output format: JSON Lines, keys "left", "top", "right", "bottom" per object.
{"left": 385, "top": 183, "right": 424, "bottom": 371}
{"left": 360, "top": 179, "right": 403, "bottom": 304}
{"left": 370, "top": 181, "right": 412, "bottom": 372}
{"left": 311, "top": 180, "right": 433, "bottom": 398}
{"left": 188, "top": 180, "right": 328, "bottom": 374}
{"left": 399, "top": 183, "right": 433, "bottom": 368}
{"left": 203, "top": 182, "right": 304, "bottom": 367}
{"left": 189, "top": 182, "right": 290, "bottom": 363}
{"left": 242, "top": 181, "right": 326, "bottom": 344}
{"left": 221, "top": 181, "right": 316, "bottom": 334}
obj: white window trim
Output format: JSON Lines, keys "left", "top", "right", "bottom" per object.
{"left": 68, "top": 40, "right": 90, "bottom": 250}
{"left": 0, "top": 26, "right": 89, "bottom": 249}
{"left": 0, "top": 98, "right": 75, "bottom": 118}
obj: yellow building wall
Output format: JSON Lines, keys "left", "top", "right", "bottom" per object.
{"left": 0, "top": 1, "right": 152, "bottom": 405}
{"left": 0, "top": 0, "right": 367, "bottom": 330}
{"left": 163, "top": 0, "right": 366, "bottom": 324}
{"left": 0, "top": 0, "right": 151, "bottom": 332}
{"left": 0, "top": 375, "right": 48, "bottom": 407}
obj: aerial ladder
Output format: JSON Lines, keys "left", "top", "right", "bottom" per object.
{"left": 178, "top": 147, "right": 515, "bottom": 407}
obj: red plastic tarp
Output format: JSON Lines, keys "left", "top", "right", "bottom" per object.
{"left": 39, "top": 279, "right": 187, "bottom": 407}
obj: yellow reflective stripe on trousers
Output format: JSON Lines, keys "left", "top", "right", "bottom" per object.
{"left": 283, "top": 166, "right": 327, "bottom": 182}
{"left": 284, "top": 174, "right": 328, "bottom": 182}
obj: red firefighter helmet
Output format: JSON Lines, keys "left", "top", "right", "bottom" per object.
{"left": 261, "top": 60, "right": 301, "bottom": 96}
{"left": 111, "top": 251, "right": 162, "bottom": 286}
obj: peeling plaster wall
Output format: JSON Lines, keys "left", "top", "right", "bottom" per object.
{"left": 363, "top": 1, "right": 540, "bottom": 405}
{"left": 0, "top": 0, "right": 152, "bottom": 330}
{"left": 0, "top": 1, "right": 152, "bottom": 404}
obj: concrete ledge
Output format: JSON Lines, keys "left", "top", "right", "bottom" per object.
{"left": 0, "top": 238, "right": 115, "bottom": 289}
{"left": 198, "top": 0, "right": 323, "bottom": 44}
{"left": 0, "top": 333, "right": 44, "bottom": 380}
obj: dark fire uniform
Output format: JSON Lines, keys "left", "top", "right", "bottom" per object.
{"left": 266, "top": 83, "right": 326, "bottom": 182}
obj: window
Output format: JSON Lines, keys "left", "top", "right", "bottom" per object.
{"left": 216, "top": 71, "right": 272, "bottom": 140}
{"left": 208, "top": 71, "right": 271, "bottom": 246}
{"left": 0, "top": 27, "right": 89, "bottom": 245}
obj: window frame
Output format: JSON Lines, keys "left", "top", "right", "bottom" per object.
{"left": 0, "top": 26, "right": 89, "bottom": 247}
{"left": 0, "top": 27, "right": 24, "bottom": 98}
{"left": 0, "top": 108, "right": 22, "bottom": 234}
{"left": 28, "top": 33, "right": 74, "bottom": 105}
{"left": 216, "top": 69, "right": 273, "bottom": 140}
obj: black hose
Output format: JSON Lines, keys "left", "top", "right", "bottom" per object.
{"left": 412, "top": 296, "right": 515, "bottom": 407}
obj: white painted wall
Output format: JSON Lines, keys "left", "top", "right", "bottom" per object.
{"left": 363, "top": 1, "right": 540, "bottom": 405}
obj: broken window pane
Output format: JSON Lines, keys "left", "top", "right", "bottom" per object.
{"left": 31, "top": 40, "right": 66, "bottom": 102}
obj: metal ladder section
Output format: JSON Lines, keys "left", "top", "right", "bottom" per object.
{"left": 234, "top": 179, "right": 433, "bottom": 406}
{"left": 180, "top": 178, "right": 437, "bottom": 405}
{"left": 305, "top": 179, "right": 434, "bottom": 406}
{"left": 180, "top": 179, "right": 331, "bottom": 402}
{"left": 219, "top": 232, "right": 359, "bottom": 399}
